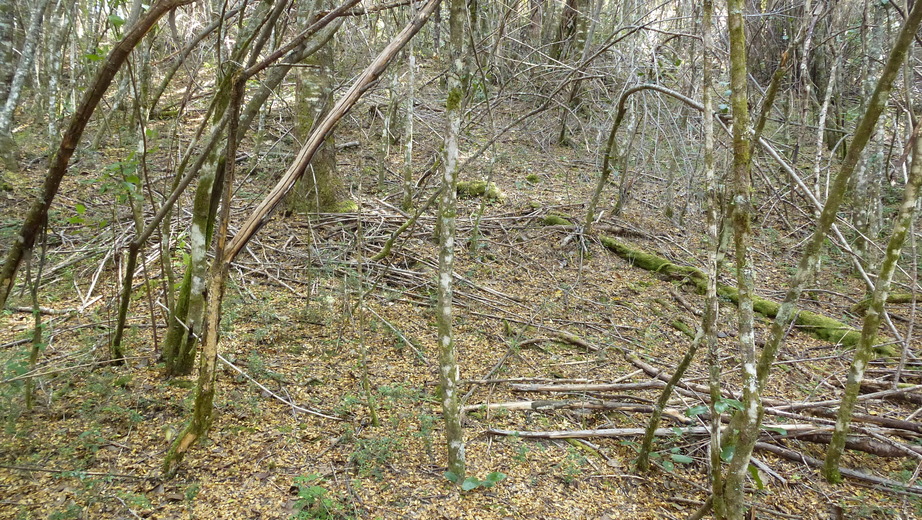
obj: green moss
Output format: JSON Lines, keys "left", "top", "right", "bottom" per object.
{"left": 446, "top": 88, "right": 463, "bottom": 112}
{"left": 600, "top": 234, "right": 873, "bottom": 349}
{"left": 456, "top": 180, "right": 506, "bottom": 202}
{"left": 542, "top": 214, "right": 572, "bottom": 226}
{"left": 328, "top": 199, "right": 358, "bottom": 213}
{"left": 670, "top": 319, "right": 696, "bottom": 339}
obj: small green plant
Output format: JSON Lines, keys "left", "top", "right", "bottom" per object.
{"left": 291, "top": 474, "right": 351, "bottom": 520}
{"left": 116, "top": 491, "right": 151, "bottom": 511}
{"left": 444, "top": 471, "right": 507, "bottom": 491}
{"left": 414, "top": 413, "right": 436, "bottom": 458}
{"left": 559, "top": 446, "right": 586, "bottom": 483}
{"left": 184, "top": 482, "right": 201, "bottom": 502}
{"left": 350, "top": 436, "right": 399, "bottom": 479}
{"left": 49, "top": 504, "right": 83, "bottom": 520}
{"left": 514, "top": 443, "right": 529, "bottom": 463}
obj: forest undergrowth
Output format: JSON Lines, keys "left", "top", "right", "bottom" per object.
{"left": 1, "top": 91, "right": 921, "bottom": 520}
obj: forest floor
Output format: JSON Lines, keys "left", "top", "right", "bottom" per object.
{"left": 1, "top": 97, "right": 922, "bottom": 520}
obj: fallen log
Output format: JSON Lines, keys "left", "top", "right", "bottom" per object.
{"left": 463, "top": 399, "right": 692, "bottom": 424}
{"left": 598, "top": 235, "right": 867, "bottom": 347}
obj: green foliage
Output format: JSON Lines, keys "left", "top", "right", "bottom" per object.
{"left": 559, "top": 446, "right": 586, "bottom": 483}
{"left": 291, "top": 474, "right": 351, "bottom": 520}
{"left": 444, "top": 471, "right": 507, "bottom": 491}
{"left": 350, "top": 436, "right": 399, "bottom": 479}
{"left": 49, "top": 504, "right": 83, "bottom": 520}
{"left": 115, "top": 490, "right": 151, "bottom": 511}
{"left": 184, "top": 482, "right": 201, "bottom": 502}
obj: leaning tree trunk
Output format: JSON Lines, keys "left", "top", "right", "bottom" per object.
{"left": 717, "top": 0, "right": 757, "bottom": 518}
{"left": 163, "top": 0, "right": 442, "bottom": 476}
{"left": 0, "top": 0, "right": 198, "bottom": 312}
{"left": 719, "top": 1, "right": 922, "bottom": 516}
{"left": 438, "top": 0, "right": 467, "bottom": 483}
{"left": 824, "top": 124, "right": 922, "bottom": 482}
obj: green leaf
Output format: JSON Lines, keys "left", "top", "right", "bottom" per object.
{"left": 485, "top": 471, "right": 506, "bottom": 482}
{"left": 75, "top": 203, "right": 86, "bottom": 214}
{"left": 443, "top": 471, "right": 459, "bottom": 483}
{"left": 686, "top": 404, "right": 709, "bottom": 417}
{"left": 670, "top": 454, "right": 694, "bottom": 464}
{"left": 461, "top": 477, "right": 481, "bottom": 491}
{"left": 67, "top": 216, "right": 84, "bottom": 225}
{"left": 720, "top": 444, "right": 735, "bottom": 462}
{"left": 84, "top": 52, "right": 103, "bottom": 62}
{"left": 748, "top": 464, "right": 765, "bottom": 490}
{"left": 764, "top": 426, "right": 788, "bottom": 436}
{"left": 661, "top": 460, "right": 675, "bottom": 473}
{"left": 714, "top": 398, "right": 744, "bottom": 413}
{"left": 108, "top": 14, "right": 125, "bottom": 28}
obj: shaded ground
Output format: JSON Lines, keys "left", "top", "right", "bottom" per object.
{"left": 1, "top": 103, "right": 921, "bottom": 520}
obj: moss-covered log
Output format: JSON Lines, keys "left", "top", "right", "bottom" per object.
{"left": 851, "top": 293, "right": 916, "bottom": 313}
{"left": 599, "top": 235, "right": 865, "bottom": 347}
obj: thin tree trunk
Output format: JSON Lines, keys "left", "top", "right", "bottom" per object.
{"left": 163, "top": 69, "right": 243, "bottom": 478}
{"left": 402, "top": 32, "right": 416, "bottom": 212}
{"left": 438, "top": 0, "right": 466, "bottom": 482}
{"left": 0, "top": 0, "right": 14, "bottom": 105}
{"left": 718, "top": 1, "right": 756, "bottom": 517}
{"left": 0, "top": 0, "right": 51, "bottom": 136}
{"left": 824, "top": 124, "right": 922, "bottom": 482}
{"left": 701, "top": 0, "right": 723, "bottom": 510}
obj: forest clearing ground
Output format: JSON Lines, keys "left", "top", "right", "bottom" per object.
{"left": 1, "top": 110, "right": 921, "bottom": 520}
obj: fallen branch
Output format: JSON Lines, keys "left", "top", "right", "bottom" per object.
{"left": 755, "top": 442, "right": 922, "bottom": 494}
{"left": 510, "top": 381, "right": 666, "bottom": 393}
{"left": 486, "top": 423, "right": 820, "bottom": 439}
{"left": 463, "top": 399, "right": 692, "bottom": 424}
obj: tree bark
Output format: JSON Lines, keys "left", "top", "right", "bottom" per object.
{"left": 438, "top": 0, "right": 467, "bottom": 482}
{"left": 718, "top": 0, "right": 757, "bottom": 517}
